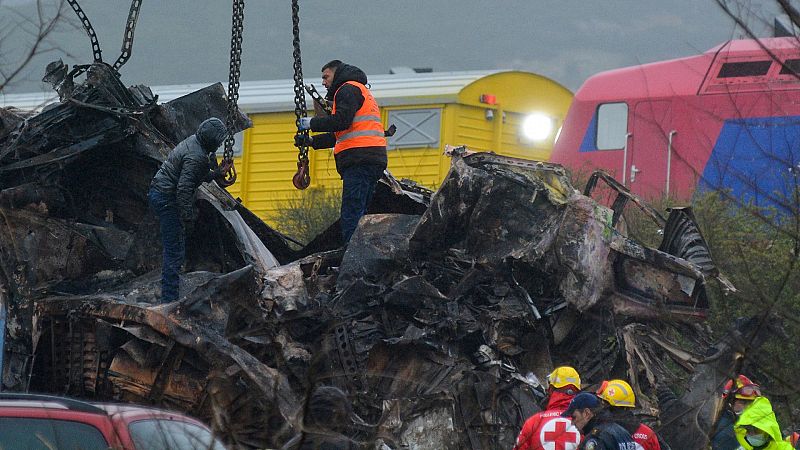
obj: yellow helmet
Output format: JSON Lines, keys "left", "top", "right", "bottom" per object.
{"left": 547, "top": 366, "right": 581, "bottom": 390}
{"left": 597, "top": 379, "right": 636, "bottom": 408}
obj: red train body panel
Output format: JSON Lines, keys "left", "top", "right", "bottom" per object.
{"left": 552, "top": 38, "right": 800, "bottom": 207}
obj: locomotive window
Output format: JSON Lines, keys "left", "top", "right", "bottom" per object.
{"left": 780, "top": 59, "right": 800, "bottom": 75}
{"left": 717, "top": 61, "right": 772, "bottom": 78}
{"left": 596, "top": 103, "right": 628, "bottom": 150}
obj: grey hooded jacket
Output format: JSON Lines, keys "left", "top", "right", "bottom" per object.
{"left": 150, "top": 118, "right": 227, "bottom": 221}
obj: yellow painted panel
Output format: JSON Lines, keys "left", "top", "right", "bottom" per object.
{"left": 229, "top": 111, "right": 322, "bottom": 221}
{"left": 496, "top": 111, "right": 550, "bottom": 161}
{"left": 458, "top": 71, "right": 573, "bottom": 116}
{"left": 223, "top": 72, "right": 573, "bottom": 225}
{"left": 456, "top": 71, "right": 572, "bottom": 160}
{"left": 452, "top": 105, "right": 495, "bottom": 151}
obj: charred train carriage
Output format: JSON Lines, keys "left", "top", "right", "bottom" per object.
{"left": 552, "top": 37, "right": 800, "bottom": 210}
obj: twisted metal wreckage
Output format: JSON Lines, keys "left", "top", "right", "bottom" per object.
{"left": 0, "top": 61, "right": 775, "bottom": 449}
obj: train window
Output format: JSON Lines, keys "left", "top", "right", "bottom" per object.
{"left": 596, "top": 103, "right": 628, "bottom": 150}
{"left": 717, "top": 61, "right": 772, "bottom": 78}
{"left": 386, "top": 108, "right": 441, "bottom": 149}
{"left": 779, "top": 59, "right": 800, "bottom": 75}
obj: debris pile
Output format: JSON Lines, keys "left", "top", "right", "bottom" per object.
{"left": 0, "top": 62, "right": 747, "bottom": 449}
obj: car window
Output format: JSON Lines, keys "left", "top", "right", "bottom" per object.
{"left": 0, "top": 417, "right": 109, "bottom": 449}
{"left": 129, "top": 419, "right": 226, "bottom": 450}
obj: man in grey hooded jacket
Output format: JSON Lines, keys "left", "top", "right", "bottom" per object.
{"left": 148, "top": 118, "right": 227, "bottom": 303}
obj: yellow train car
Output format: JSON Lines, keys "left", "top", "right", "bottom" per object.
{"left": 3, "top": 71, "right": 573, "bottom": 224}
{"left": 217, "top": 70, "right": 572, "bottom": 223}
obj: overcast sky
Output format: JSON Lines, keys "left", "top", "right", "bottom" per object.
{"left": 0, "top": 0, "right": 782, "bottom": 94}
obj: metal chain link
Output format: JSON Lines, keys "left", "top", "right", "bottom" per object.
{"left": 225, "top": 0, "right": 244, "bottom": 161}
{"left": 291, "top": 0, "right": 311, "bottom": 189}
{"left": 219, "top": 0, "right": 245, "bottom": 187}
{"left": 66, "top": 0, "right": 103, "bottom": 63}
{"left": 292, "top": 0, "right": 308, "bottom": 147}
{"left": 112, "top": 0, "right": 143, "bottom": 72}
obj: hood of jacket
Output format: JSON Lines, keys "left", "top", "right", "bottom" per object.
{"left": 735, "top": 397, "right": 792, "bottom": 450}
{"left": 545, "top": 390, "right": 575, "bottom": 412}
{"left": 326, "top": 64, "right": 368, "bottom": 100}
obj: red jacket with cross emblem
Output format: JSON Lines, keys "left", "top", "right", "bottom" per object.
{"left": 513, "top": 391, "right": 582, "bottom": 450}
{"left": 631, "top": 423, "right": 660, "bottom": 450}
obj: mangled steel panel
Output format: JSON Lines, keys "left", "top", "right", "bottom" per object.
{"left": 408, "top": 152, "right": 717, "bottom": 318}
{"left": 33, "top": 292, "right": 302, "bottom": 446}
{"left": 410, "top": 154, "right": 572, "bottom": 265}
{"left": 550, "top": 192, "right": 616, "bottom": 312}
{"left": 609, "top": 233, "right": 709, "bottom": 320}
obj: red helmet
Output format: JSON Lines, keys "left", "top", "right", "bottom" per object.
{"left": 788, "top": 431, "right": 799, "bottom": 448}
{"left": 722, "top": 375, "right": 761, "bottom": 400}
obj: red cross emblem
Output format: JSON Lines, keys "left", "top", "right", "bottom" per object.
{"left": 540, "top": 418, "right": 580, "bottom": 450}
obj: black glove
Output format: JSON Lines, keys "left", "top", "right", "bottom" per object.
{"left": 294, "top": 134, "right": 313, "bottom": 148}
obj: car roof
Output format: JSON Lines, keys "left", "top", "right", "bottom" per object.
{"left": 0, "top": 393, "right": 106, "bottom": 414}
{"left": 0, "top": 393, "right": 205, "bottom": 426}
{"left": 92, "top": 403, "right": 208, "bottom": 427}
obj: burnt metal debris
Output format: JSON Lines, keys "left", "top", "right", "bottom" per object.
{"left": 0, "top": 62, "right": 756, "bottom": 449}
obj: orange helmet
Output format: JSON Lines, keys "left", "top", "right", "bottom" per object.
{"left": 786, "top": 431, "right": 799, "bottom": 448}
{"left": 722, "top": 375, "right": 761, "bottom": 400}
{"left": 547, "top": 366, "right": 581, "bottom": 390}
{"left": 596, "top": 379, "right": 636, "bottom": 408}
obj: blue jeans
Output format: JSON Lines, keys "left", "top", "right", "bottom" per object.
{"left": 340, "top": 165, "right": 383, "bottom": 243}
{"left": 148, "top": 188, "right": 184, "bottom": 303}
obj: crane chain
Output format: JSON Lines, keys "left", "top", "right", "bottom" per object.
{"left": 291, "top": 0, "right": 311, "bottom": 190}
{"left": 66, "top": 0, "right": 103, "bottom": 63}
{"left": 219, "top": 0, "right": 245, "bottom": 188}
{"left": 112, "top": 0, "right": 144, "bottom": 72}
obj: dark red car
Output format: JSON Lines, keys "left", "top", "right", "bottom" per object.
{"left": 0, "top": 393, "right": 226, "bottom": 449}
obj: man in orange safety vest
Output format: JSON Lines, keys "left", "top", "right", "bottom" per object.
{"left": 295, "top": 60, "right": 387, "bottom": 244}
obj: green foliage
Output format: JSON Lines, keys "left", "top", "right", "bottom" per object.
{"left": 690, "top": 191, "right": 800, "bottom": 428}
{"left": 269, "top": 188, "right": 342, "bottom": 246}
{"left": 589, "top": 184, "right": 800, "bottom": 426}
{"left": 692, "top": 193, "right": 799, "bottom": 325}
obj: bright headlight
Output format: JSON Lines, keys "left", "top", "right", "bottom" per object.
{"left": 521, "top": 113, "right": 553, "bottom": 142}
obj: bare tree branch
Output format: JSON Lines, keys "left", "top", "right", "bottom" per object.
{"left": 0, "top": 0, "right": 70, "bottom": 93}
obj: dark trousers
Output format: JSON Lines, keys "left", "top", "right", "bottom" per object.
{"left": 148, "top": 188, "right": 185, "bottom": 303}
{"left": 340, "top": 164, "right": 383, "bottom": 243}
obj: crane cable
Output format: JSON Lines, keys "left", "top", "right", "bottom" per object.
{"left": 291, "top": 0, "right": 311, "bottom": 190}
{"left": 218, "top": 0, "right": 245, "bottom": 188}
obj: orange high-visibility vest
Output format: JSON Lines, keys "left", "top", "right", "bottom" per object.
{"left": 333, "top": 81, "right": 386, "bottom": 154}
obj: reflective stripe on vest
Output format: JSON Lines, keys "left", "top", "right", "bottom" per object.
{"left": 333, "top": 81, "right": 386, "bottom": 154}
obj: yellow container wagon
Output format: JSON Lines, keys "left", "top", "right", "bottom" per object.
{"left": 5, "top": 71, "right": 572, "bottom": 225}
{"left": 213, "top": 71, "right": 572, "bottom": 224}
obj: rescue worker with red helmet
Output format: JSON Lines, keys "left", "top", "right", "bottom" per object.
{"left": 734, "top": 396, "right": 792, "bottom": 450}
{"left": 785, "top": 432, "right": 799, "bottom": 449}
{"left": 513, "top": 366, "right": 583, "bottom": 450}
{"left": 712, "top": 374, "right": 762, "bottom": 450}
{"left": 596, "top": 379, "right": 665, "bottom": 450}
